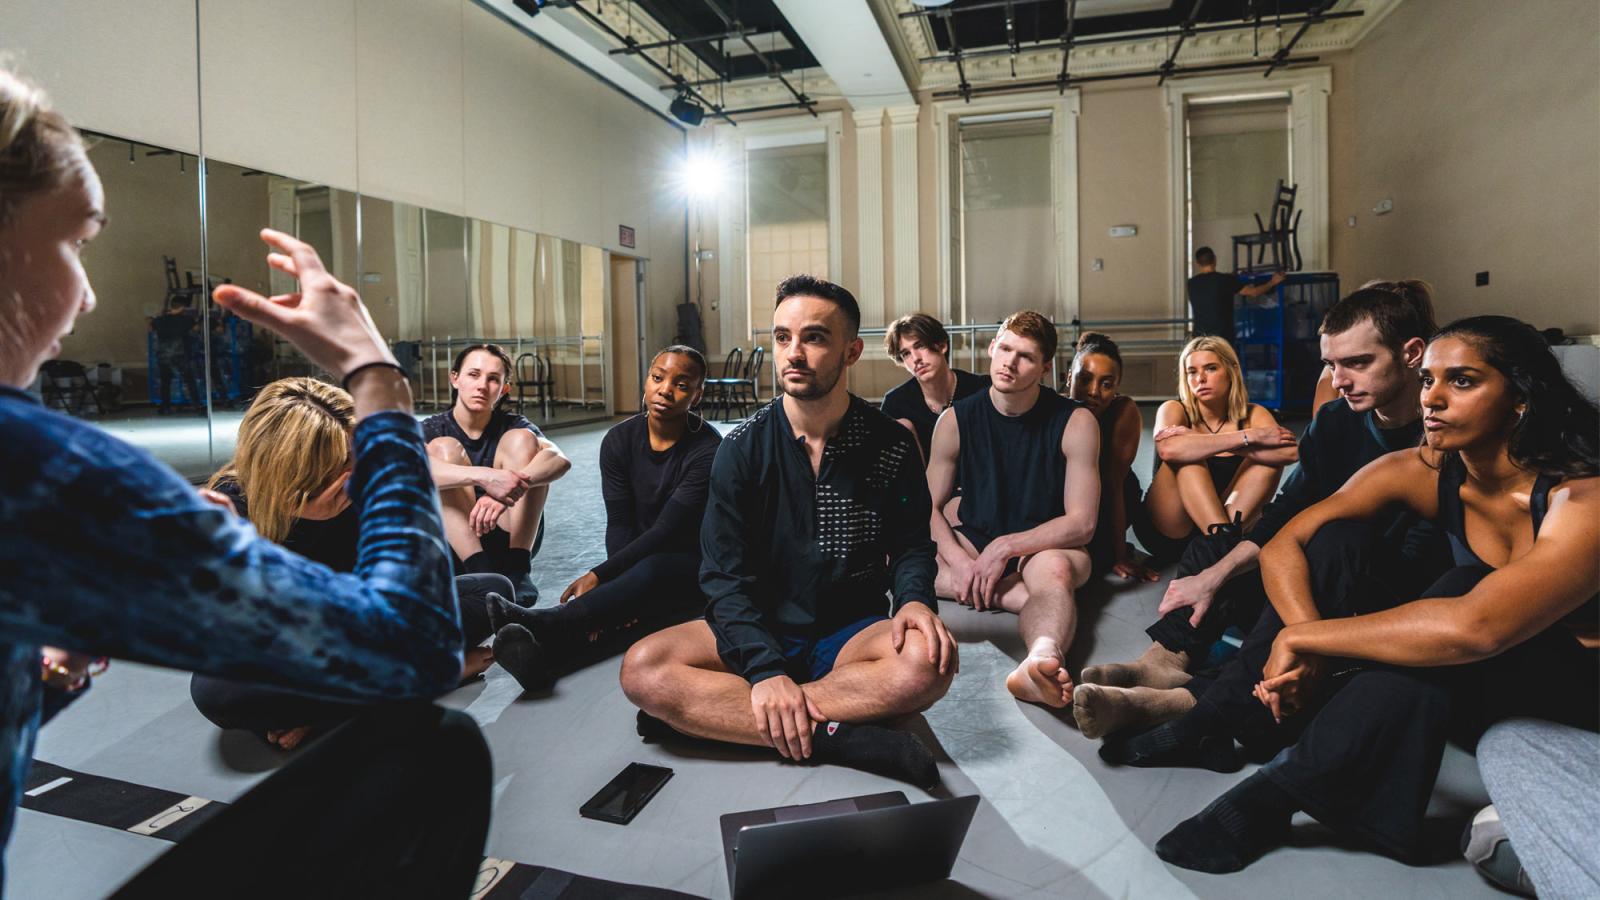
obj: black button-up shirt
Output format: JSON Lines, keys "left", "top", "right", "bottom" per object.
{"left": 700, "top": 394, "right": 938, "bottom": 684}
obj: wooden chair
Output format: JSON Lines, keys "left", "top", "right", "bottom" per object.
{"left": 1231, "top": 180, "right": 1300, "bottom": 273}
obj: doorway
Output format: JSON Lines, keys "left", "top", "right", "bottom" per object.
{"left": 609, "top": 255, "right": 644, "bottom": 414}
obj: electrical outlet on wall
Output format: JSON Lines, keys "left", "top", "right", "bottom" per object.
{"left": 1091, "top": 258, "right": 1104, "bottom": 271}
{"left": 1475, "top": 271, "right": 1489, "bottom": 286}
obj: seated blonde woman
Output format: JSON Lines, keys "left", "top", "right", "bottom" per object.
{"left": 1136, "top": 336, "right": 1297, "bottom": 562}
{"left": 189, "top": 378, "right": 539, "bottom": 750}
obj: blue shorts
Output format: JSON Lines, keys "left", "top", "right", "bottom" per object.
{"left": 777, "top": 615, "right": 887, "bottom": 683}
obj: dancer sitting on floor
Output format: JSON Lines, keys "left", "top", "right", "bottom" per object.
{"left": 0, "top": 70, "right": 486, "bottom": 895}
{"left": 1065, "top": 331, "right": 1156, "bottom": 582}
{"left": 1145, "top": 315, "right": 1599, "bottom": 873}
{"left": 1135, "top": 335, "right": 1296, "bottom": 565}
{"left": 879, "top": 312, "right": 989, "bottom": 461}
{"left": 424, "top": 342, "right": 570, "bottom": 600}
{"left": 487, "top": 345, "right": 721, "bottom": 691}
{"left": 1078, "top": 283, "right": 1440, "bottom": 740}
{"left": 927, "top": 310, "right": 1099, "bottom": 709}
{"left": 621, "top": 275, "right": 954, "bottom": 788}
{"left": 190, "top": 378, "right": 545, "bottom": 749}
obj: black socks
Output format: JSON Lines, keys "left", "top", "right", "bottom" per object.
{"left": 1156, "top": 771, "right": 1297, "bottom": 873}
{"left": 1099, "top": 720, "right": 1241, "bottom": 772}
{"left": 634, "top": 712, "right": 940, "bottom": 789}
{"left": 490, "top": 623, "right": 555, "bottom": 693}
{"left": 810, "top": 721, "right": 940, "bottom": 789}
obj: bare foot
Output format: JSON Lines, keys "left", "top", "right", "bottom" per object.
{"left": 1006, "top": 655, "right": 1073, "bottom": 708}
{"left": 1072, "top": 684, "right": 1196, "bottom": 739}
{"left": 462, "top": 645, "right": 495, "bottom": 681}
{"left": 265, "top": 726, "right": 315, "bottom": 751}
{"left": 1081, "top": 643, "right": 1192, "bottom": 690}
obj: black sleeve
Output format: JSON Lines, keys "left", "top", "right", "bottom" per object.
{"left": 1245, "top": 413, "right": 1324, "bottom": 549}
{"left": 593, "top": 436, "right": 717, "bottom": 581}
{"left": 700, "top": 441, "right": 787, "bottom": 684}
{"left": 883, "top": 432, "right": 938, "bottom": 614}
{"left": 598, "top": 427, "right": 639, "bottom": 560}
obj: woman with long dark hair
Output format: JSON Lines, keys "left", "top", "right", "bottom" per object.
{"left": 1154, "top": 315, "right": 1599, "bottom": 873}
{"left": 1064, "top": 331, "right": 1155, "bottom": 581}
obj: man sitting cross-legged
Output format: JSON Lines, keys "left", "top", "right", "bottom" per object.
{"left": 621, "top": 275, "right": 956, "bottom": 788}
{"left": 927, "top": 310, "right": 1100, "bottom": 708}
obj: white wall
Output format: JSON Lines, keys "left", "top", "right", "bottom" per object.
{"left": 6, "top": 0, "right": 687, "bottom": 352}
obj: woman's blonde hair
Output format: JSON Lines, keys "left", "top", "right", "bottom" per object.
{"left": 209, "top": 378, "right": 355, "bottom": 544}
{"left": 1177, "top": 335, "right": 1249, "bottom": 428}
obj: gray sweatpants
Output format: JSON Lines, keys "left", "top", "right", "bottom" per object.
{"left": 1478, "top": 718, "right": 1600, "bottom": 898}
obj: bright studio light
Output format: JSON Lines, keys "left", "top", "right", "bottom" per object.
{"left": 676, "top": 151, "right": 727, "bottom": 205}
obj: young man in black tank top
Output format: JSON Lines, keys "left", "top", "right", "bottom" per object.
{"left": 621, "top": 276, "right": 955, "bottom": 787}
{"left": 927, "top": 310, "right": 1102, "bottom": 709}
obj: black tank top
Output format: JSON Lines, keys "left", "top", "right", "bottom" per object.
{"left": 954, "top": 386, "right": 1081, "bottom": 539}
{"left": 1437, "top": 454, "right": 1560, "bottom": 568}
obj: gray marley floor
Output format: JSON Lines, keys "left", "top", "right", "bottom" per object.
{"left": 13, "top": 409, "right": 1503, "bottom": 899}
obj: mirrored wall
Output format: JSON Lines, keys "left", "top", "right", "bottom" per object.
{"left": 51, "top": 130, "right": 616, "bottom": 481}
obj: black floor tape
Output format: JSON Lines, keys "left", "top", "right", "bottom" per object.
{"left": 25, "top": 759, "right": 701, "bottom": 900}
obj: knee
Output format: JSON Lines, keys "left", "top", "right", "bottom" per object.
{"left": 427, "top": 436, "right": 469, "bottom": 465}
{"left": 1351, "top": 669, "right": 1451, "bottom": 720}
{"left": 892, "top": 631, "right": 955, "bottom": 701}
{"left": 620, "top": 637, "right": 671, "bottom": 709}
{"left": 1025, "top": 550, "right": 1080, "bottom": 592}
{"left": 496, "top": 427, "right": 537, "bottom": 465}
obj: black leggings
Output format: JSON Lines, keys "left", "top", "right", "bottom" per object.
{"left": 537, "top": 552, "right": 702, "bottom": 661}
{"left": 189, "top": 574, "right": 509, "bottom": 735}
{"left": 115, "top": 703, "right": 490, "bottom": 898}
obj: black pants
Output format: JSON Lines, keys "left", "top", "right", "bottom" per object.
{"left": 1173, "top": 519, "right": 1435, "bottom": 711}
{"left": 1144, "top": 529, "right": 1263, "bottom": 657}
{"left": 189, "top": 574, "right": 509, "bottom": 735}
{"left": 536, "top": 552, "right": 702, "bottom": 666}
{"left": 156, "top": 345, "right": 202, "bottom": 409}
{"left": 1260, "top": 565, "right": 1599, "bottom": 859}
{"left": 115, "top": 703, "right": 491, "bottom": 899}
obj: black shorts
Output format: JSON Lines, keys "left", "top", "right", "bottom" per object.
{"left": 953, "top": 524, "right": 1022, "bottom": 578}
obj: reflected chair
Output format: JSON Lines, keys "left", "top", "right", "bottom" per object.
{"left": 703, "top": 347, "right": 744, "bottom": 422}
{"left": 515, "top": 351, "right": 555, "bottom": 421}
{"left": 40, "top": 360, "right": 101, "bottom": 417}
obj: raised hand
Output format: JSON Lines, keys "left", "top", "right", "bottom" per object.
{"left": 213, "top": 229, "right": 395, "bottom": 378}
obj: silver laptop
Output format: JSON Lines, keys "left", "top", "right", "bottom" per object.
{"left": 720, "top": 792, "right": 980, "bottom": 899}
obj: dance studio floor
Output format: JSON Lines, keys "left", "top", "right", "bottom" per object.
{"left": 12, "top": 410, "right": 1504, "bottom": 898}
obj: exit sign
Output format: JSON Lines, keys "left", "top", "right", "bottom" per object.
{"left": 619, "top": 225, "right": 635, "bottom": 248}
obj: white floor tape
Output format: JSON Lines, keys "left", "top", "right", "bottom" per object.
{"left": 924, "top": 641, "right": 1198, "bottom": 899}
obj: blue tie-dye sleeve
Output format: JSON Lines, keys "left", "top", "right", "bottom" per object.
{"left": 0, "top": 393, "right": 461, "bottom": 884}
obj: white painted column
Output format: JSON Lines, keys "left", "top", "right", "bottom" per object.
{"left": 853, "top": 107, "right": 886, "bottom": 327}
{"left": 887, "top": 104, "right": 920, "bottom": 319}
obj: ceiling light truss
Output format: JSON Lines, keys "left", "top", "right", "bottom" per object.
{"left": 561, "top": 0, "right": 739, "bottom": 124}
{"left": 697, "top": 0, "right": 817, "bottom": 118}
{"left": 914, "top": 2, "right": 1359, "bottom": 99}
{"left": 933, "top": 51, "right": 1321, "bottom": 100}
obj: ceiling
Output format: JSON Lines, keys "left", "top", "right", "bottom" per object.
{"left": 925, "top": 0, "right": 1328, "bottom": 53}
{"left": 504, "top": 0, "right": 1401, "bottom": 123}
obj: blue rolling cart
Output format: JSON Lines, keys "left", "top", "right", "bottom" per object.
{"left": 1233, "top": 272, "right": 1340, "bottom": 411}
